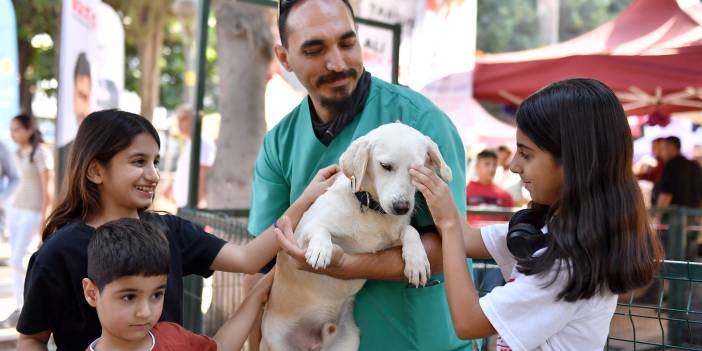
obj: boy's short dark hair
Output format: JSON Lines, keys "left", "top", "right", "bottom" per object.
{"left": 476, "top": 149, "right": 498, "bottom": 161}
{"left": 87, "top": 218, "right": 170, "bottom": 291}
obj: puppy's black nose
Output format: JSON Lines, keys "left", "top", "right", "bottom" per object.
{"left": 392, "top": 200, "right": 411, "bottom": 215}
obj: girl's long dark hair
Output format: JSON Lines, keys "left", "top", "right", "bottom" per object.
{"left": 13, "top": 114, "right": 44, "bottom": 163}
{"left": 42, "top": 109, "right": 160, "bottom": 240}
{"left": 516, "top": 78, "right": 664, "bottom": 302}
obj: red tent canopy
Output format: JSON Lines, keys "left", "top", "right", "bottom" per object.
{"left": 473, "top": 0, "right": 702, "bottom": 115}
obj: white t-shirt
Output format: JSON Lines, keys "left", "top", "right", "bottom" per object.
{"left": 479, "top": 224, "right": 617, "bottom": 351}
{"left": 173, "top": 138, "right": 216, "bottom": 207}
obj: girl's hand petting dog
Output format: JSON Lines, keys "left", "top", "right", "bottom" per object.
{"left": 274, "top": 216, "right": 347, "bottom": 272}
{"left": 410, "top": 165, "right": 462, "bottom": 235}
{"left": 297, "top": 165, "right": 340, "bottom": 209}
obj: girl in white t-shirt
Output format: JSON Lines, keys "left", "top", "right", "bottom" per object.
{"left": 410, "top": 78, "right": 664, "bottom": 351}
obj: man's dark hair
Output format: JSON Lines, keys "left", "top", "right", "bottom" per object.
{"left": 87, "top": 218, "right": 170, "bottom": 292}
{"left": 653, "top": 137, "right": 665, "bottom": 143}
{"left": 476, "top": 149, "right": 498, "bottom": 160}
{"left": 665, "top": 136, "right": 681, "bottom": 150}
{"left": 278, "top": 0, "right": 356, "bottom": 47}
{"left": 74, "top": 52, "right": 91, "bottom": 81}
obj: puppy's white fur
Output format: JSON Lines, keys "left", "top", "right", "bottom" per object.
{"left": 260, "top": 123, "right": 452, "bottom": 351}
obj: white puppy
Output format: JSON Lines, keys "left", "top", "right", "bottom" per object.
{"left": 260, "top": 122, "right": 452, "bottom": 351}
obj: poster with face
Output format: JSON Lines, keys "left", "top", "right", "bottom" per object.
{"left": 57, "top": 0, "right": 100, "bottom": 149}
{"left": 95, "top": 2, "right": 124, "bottom": 111}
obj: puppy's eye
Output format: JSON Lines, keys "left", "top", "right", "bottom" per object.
{"left": 380, "top": 162, "right": 393, "bottom": 172}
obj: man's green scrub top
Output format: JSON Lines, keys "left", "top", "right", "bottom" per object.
{"left": 249, "top": 77, "right": 472, "bottom": 350}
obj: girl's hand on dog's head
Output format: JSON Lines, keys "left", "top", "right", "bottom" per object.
{"left": 275, "top": 216, "right": 346, "bottom": 272}
{"left": 409, "top": 165, "right": 462, "bottom": 233}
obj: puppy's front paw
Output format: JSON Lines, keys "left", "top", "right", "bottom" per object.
{"left": 403, "top": 246, "right": 431, "bottom": 287}
{"left": 305, "top": 237, "right": 333, "bottom": 269}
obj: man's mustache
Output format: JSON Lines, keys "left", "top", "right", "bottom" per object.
{"left": 316, "top": 69, "right": 358, "bottom": 87}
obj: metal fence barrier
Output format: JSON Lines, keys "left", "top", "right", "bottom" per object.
{"left": 178, "top": 208, "right": 251, "bottom": 338}
{"left": 178, "top": 206, "right": 701, "bottom": 350}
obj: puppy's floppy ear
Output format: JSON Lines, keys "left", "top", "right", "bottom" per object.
{"left": 425, "top": 137, "right": 452, "bottom": 182}
{"left": 340, "top": 138, "right": 370, "bottom": 192}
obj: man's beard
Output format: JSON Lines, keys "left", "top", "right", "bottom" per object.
{"left": 320, "top": 89, "right": 355, "bottom": 113}
{"left": 317, "top": 69, "right": 358, "bottom": 114}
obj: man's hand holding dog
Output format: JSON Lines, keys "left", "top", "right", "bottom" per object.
{"left": 275, "top": 216, "right": 348, "bottom": 272}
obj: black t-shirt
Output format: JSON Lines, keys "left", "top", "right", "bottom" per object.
{"left": 659, "top": 155, "right": 702, "bottom": 207}
{"left": 16, "top": 212, "right": 226, "bottom": 351}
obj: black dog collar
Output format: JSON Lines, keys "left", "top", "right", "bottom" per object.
{"left": 350, "top": 176, "right": 386, "bottom": 214}
{"left": 354, "top": 191, "right": 387, "bottom": 214}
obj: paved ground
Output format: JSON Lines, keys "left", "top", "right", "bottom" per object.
{"left": 0, "top": 239, "right": 19, "bottom": 350}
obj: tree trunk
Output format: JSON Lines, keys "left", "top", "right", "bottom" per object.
{"left": 18, "top": 40, "right": 33, "bottom": 115}
{"left": 207, "top": 0, "right": 273, "bottom": 209}
{"left": 134, "top": 0, "right": 170, "bottom": 120}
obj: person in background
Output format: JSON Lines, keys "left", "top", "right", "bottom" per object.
{"left": 493, "top": 145, "right": 528, "bottom": 206}
{"left": 467, "top": 149, "right": 513, "bottom": 223}
{"left": 0, "top": 139, "right": 20, "bottom": 243}
{"left": 643, "top": 138, "right": 666, "bottom": 182}
{"left": 656, "top": 136, "right": 702, "bottom": 260}
{"left": 2, "top": 114, "right": 53, "bottom": 328}
{"left": 164, "top": 104, "right": 216, "bottom": 208}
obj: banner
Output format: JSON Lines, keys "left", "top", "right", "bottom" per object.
{"left": 356, "top": 0, "right": 418, "bottom": 82}
{"left": 357, "top": 0, "right": 476, "bottom": 90}
{"left": 57, "top": 0, "right": 100, "bottom": 149}
{"left": 0, "top": 0, "right": 20, "bottom": 145}
{"left": 356, "top": 0, "right": 514, "bottom": 149}
{"left": 96, "top": 2, "right": 124, "bottom": 110}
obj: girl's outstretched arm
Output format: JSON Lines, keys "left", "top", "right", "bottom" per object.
{"left": 213, "top": 272, "right": 274, "bottom": 349}
{"left": 410, "top": 165, "right": 496, "bottom": 339}
{"left": 210, "top": 165, "right": 340, "bottom": 273}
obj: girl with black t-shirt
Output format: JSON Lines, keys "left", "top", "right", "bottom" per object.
{"left": 16, "top": 109, "right": 339, "bottom": 350}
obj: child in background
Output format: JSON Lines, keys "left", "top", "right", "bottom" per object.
{"left": 83, "top": 218, "right": 272, "bottom": 350}
{"left": 466, "top": 149, "right": 513, "bottom": 223}
{"left": 408, "top": 78, "right": 663, "bottom": 350}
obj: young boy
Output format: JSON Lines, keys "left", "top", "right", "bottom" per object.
{"left": 466, "top": 149, "right": 514, "bottom": 223}
{"left": 82, "top": 218, "right": 273, "bottom": 350}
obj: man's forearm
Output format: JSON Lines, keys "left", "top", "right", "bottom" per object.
{"left": 323, "top": 232, "right": 444, "bottom": 280}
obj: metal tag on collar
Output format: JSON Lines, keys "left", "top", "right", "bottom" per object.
{"left": 350, "top": 175, "right": 356, "bottom": 191}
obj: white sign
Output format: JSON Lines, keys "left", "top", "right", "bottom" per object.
{"left": 57, "top": 0, "right": 100, "bottom": 148}
{"left": 96, "top": 2, "right": 124, "bottom": 110}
